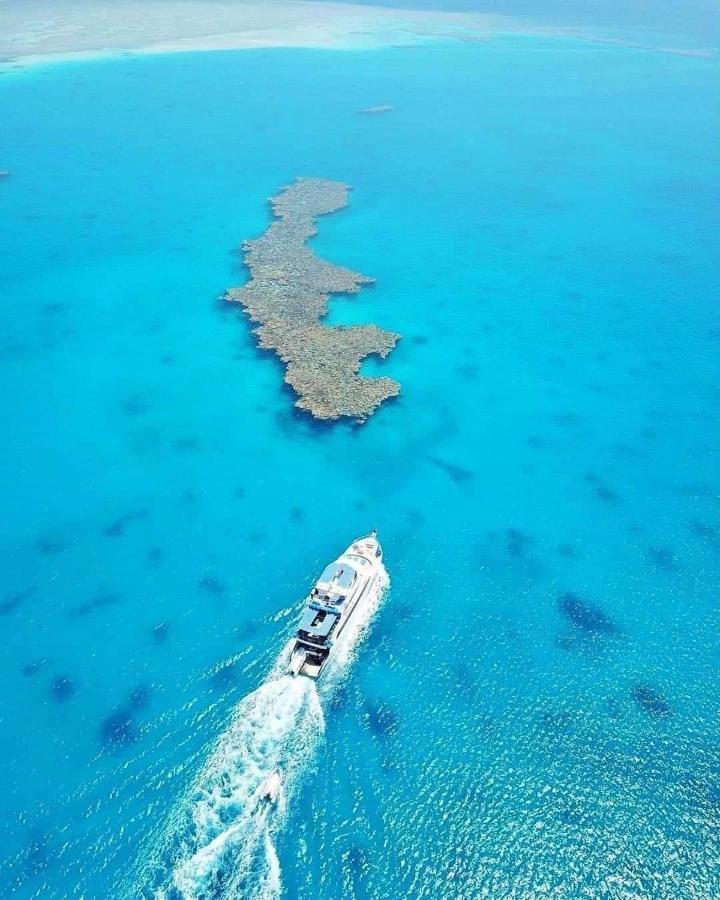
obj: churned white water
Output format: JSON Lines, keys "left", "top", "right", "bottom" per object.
{"left": 138, "top": 566, "right": 389, "bottom": 899}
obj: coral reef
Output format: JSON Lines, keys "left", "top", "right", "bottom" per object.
{"left": 225, "top": 177, "right": 400, "bottom": 421}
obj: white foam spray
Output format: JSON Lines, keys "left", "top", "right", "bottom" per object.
{"left": 138, "top": 565, "right": 388, "bottom": 899}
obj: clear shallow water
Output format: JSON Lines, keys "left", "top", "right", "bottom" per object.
{"left": 318, "top": 0, "right": 720, "bottom": 48}
{"left": 0, "top": 40, "right": 718, "bottom": 898}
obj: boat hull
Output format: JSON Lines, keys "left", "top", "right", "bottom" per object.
{"left": 288, "top": 532, "right": 382, "bottom": 678}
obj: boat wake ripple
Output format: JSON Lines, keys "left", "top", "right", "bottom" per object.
{"left": 136, "top": 567, "right": 388, "bottom": 899}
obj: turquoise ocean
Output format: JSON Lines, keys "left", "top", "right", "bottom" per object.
{"left": 1, "top": 37, "right": 719, "bottom": 898}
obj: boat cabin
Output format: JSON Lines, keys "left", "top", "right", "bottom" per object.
{"left": 297, "top": 604, "right": 339, "bottom": 647}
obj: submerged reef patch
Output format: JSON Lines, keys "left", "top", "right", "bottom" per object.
{"left": 146, "top": 547, "right": 164, "bottom": 567}
{"left": 631, "top": 683, "right": 672, "bottom": 717}
{"left": 22, "top": 658, "right": 49, "bottom": 677}
{"left": 128, "top": 684, "right": 152, "bottom": 709}
{"left": 100, "top": 708, "right": 138, "bottom": 749}
{"left": 363, "top": 699, "right": 400, "bottom": 739}
{"left": 208, "top": 658, "right": 237, "bottom": 689}
{"left": 0, "top": 586, "right": 35, "bottom": 615}
{"left": 429, "top": 456, "right": 475, "bottom": 483}
{"left": 689, "top": 520, "right": 720, "bottom": 549}
{"left": 584, "top": 472, "right": 621, "bottom": 505}
{"left": 68, "top": 592, "right": 123, "bottom": 620}
{"left": 121, "top": 394, "right": 152, "bottom": 417}
{"left": 647, "top": 545, "right": 680, "bottom": 571}
{"left": 36, "top": 535, "right": 65, "bottom": 555}
{"left": 151, "top": 620, "right": 171, "bottom": 644}
{"left": 505, "top": 528, "right": 533, "bottom": 558}
{"left": 558, "top": 592, "right": 620, "bottom": 636}
{"left": 103, "top": 508, "right": 149, "bottom": 538}
{"left": 50, "top": 675, "right": 75, "bottom": 703}
{"left": 198, "top": 575, "right": 225, "bottom": 596}
{"left": 21, "top": 828, "right": 51, "bottom": 883}
{"left": 225, "top": 178, "right": 401, "bottom": 422}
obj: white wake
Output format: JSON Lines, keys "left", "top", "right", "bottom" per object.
{"left": 139, "top": 566, "right": 388, "bottom": 899}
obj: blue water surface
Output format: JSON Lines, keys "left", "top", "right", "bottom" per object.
{"left": 316, "top": 0, "right": 720, "bottom": 48}
{"left": 0, "top": 39, "right": 719, "bottom": 898}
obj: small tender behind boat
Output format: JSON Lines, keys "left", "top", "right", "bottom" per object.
{"left": 288, "top": 531, "right": 383, "bottom": 679}
{"left": 259, "top": 769, "right": 282, "bottom": 805}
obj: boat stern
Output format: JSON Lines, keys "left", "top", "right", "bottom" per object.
{"left": 289, "top": 645, "right": 325, "bottom": 678}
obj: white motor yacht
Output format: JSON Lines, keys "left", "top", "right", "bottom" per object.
{"left": 288, "top": 531, "right": 383, "bottom": 678}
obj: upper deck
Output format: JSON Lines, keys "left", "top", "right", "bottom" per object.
{"left": 317, "top": 561, "right": 358, "bottom": 593}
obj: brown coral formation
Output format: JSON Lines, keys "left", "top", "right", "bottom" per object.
{"left": 225, "top": 178, "right": 400, "bottom": 421}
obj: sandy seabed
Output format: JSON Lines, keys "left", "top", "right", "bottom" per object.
{"left": 0, "top": 0, "right": 596, "bottom": 68}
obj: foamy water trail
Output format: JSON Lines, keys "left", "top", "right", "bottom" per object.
{"left": 136, "top": 567, "right": 388, "bottom": 899}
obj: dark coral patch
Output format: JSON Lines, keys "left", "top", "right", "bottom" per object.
{"left": 647, "top": 546, "right": 679, "bottom": 571}
{"left": 104, "top": 520, "right": 125, "bottom": 539}
{"left": 41, "top": 302, "right": 64, "bottom": 316}
{"left": 364, "top": 700, "right": 400, "bottom": 739}
{"left": 365, "top": 620, "right": 393, "bottom": 652}
{"left": 174, "top": 437, "right": 201, "bottom": 452}
{"left": 152, "top": 621, "right": 171, "bottom": 644}
{"left": 612, "top": 443, "right": 646, "bottom": 460}
{"left": 199, "top": 575, "right": 226, "bottom": 595}
{"left": 289, "top": 506, "right": 305, "bottom": 524}
{"left": 0, "top": 586, "right": 34, "bottom": 614}
{"left": 101, "top": 708, "right": 137, "bottom": 748}
{"left": 526, "top": 436, "right": 547, "bottom": 448}
{"left": 447, "top": 662, "right": 479, "bottom": 698}
{"left": 558, "top": 593, "right": 620, "bottom": 636}
{"left": 22, "top": 658, "right": 49, "bottom": 677}
{"left": 209, "top": 659, "right": 237, "bottom": 689}
{"left": 1, "top": 340, "right": 31, "bottom": 359}
{"left": 36, "top": 536, "right": 65, "bottom": 555}
{"left": 595, "top": 485, "right": 620, "bottom": 504}
{"left": 50, "top": 675, "right": 75, "bottom": 703}
{"left": 122, "top": 394, "right": 152, "bottom": 416}
{"left": 393, "top": 602, "right": 414, "bottom": 624}
{"left": 631, "top": 683, "right": 672, "bottom": 718}
{"left": 584, "top": 473, "right": 621, "bottom": 503}
{"left": 147, "top": 547, "right": 164, "bottom": 567}
{"left": 23, "top": 828, "right": 51, "bottom": 880}
{"left": 506, "top": 529, "right": 532, "bottom": 558}
{"left": 104, "top": 508, "right": 149, "bottom": 538}
{"left": 429, "top": 457, "right": 475, "bottom": 484}
{"left": 677, "top": 482, "right": 714, "bottom": 500}
{"left": 128, "top": 685, "right": 152, "bottom": 709}
{"left": 328, "top": 685, "right": 350, "bottom": 712}
{"left": 68, "top": 593, "right": 123, "bottom": 619}
{"left": 346, "top": 846, "right": 371, "bottom": 875}
{"left": 236, "top": 620, "right": 259, "bottom": 640}
{"left": 538, "top": 708, "right": 574, "bottom": 740}
{"left": 456, "top": 363, "right": 479, "bottom": 380}
{"left": 689, "top": 520, "right": 719, "bottom": 549}
{"left": 551, "top": 413, "right": 582, "bottom": 426}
